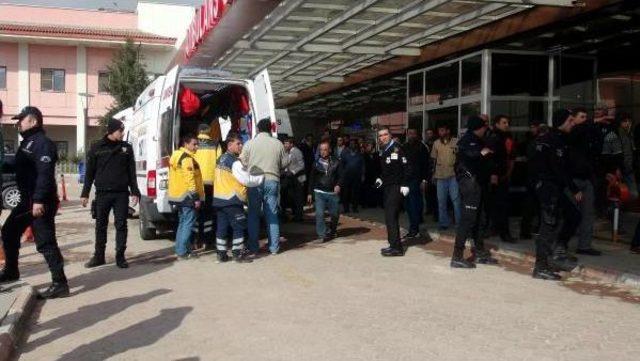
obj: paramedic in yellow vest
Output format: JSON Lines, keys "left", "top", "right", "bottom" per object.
{"left": 169, "top": 134, "right": 204, "bottom": 259}
{"left": 194, "top": 124, "right": 223, "bottom": 250}
{"left": 213, "top": 133, "right": 263, "bottom": 263}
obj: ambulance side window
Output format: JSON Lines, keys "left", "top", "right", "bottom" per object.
{"left": 160, "top": 109, "right": 172, "bottom": 158}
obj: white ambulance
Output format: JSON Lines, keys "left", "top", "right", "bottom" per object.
{"left": 126, "top": 66, "right": 276, "bottom": 240}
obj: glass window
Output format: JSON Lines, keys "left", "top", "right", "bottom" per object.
{"left": 160, "top": 109, "right": 173, "bottom": 157}
{"left": 0, "top": 66, "right": 6, "bottom": 89}
{"left": 408, "top": 111, "right": 423, "bottom": 135}
{"left": 98, "top": 72, "right": 110, "bottom": 93}
{"left": 491, "top": 100, "right": 548, "bottom": 128}
{"left": 555, "top": 56, "right": 595, "bottom": 109}
{"left": 408, "top": 72, "right": 424, "bottom": 106}
{"left": 427, "top": 106, "right": 458, "bottom": 134}
{"left": 54, "top": 141, "right": 68, "bottom": 158}
{"left": 461, "top": 102, "right": 481, "bottom": 126}
{"left": 41, "top": 69, "right": 65, "bottom": 92}
{"left": 491, "top": 53, "right": 548, "bottom": 96}
{"left": 426, "top": 63, "right": 458, "bottom": 105}
{"left": 461, "top": 56, "right": 481, "bottom": 97}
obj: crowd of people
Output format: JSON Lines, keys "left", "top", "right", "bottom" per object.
{"left": 2, "top": 99, "right": 640, "bottom": 299}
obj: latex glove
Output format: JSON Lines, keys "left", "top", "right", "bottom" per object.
{"left": 400, "top": 186, "right": 410, "bottom": 197}
{"left": 375, "top": 178, "right": 383, "bottom": 188}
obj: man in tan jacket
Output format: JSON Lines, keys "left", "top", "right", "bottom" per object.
{"left": 431, "top": 123, "right": 461, "bottom": 230}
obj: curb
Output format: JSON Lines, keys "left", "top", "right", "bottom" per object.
{"left": 428, "top": 230, "right": 640, "bottom": 289}
{"left": 0, "top": 285, "right": 36, "bottom": 361}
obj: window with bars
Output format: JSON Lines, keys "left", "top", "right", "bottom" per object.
{"left": 0, "top": 66, "right": 6, "bottom": 89}
{"left": 98, "top": 72, "right": 110, "bottom": 93}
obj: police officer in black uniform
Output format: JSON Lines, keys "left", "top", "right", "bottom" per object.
{"left": 530, "top": 109, "right": 582, "bottom": 280}
{"left": 451, "top": 116, "right": 498, "bottom": 268}
{"left": 0, "top": 106, "right": 69, "bottom": 299}
{"left": 376, "top": 127, "right": 410, "bottom": 257}
{"left": 81, "top": 119, "right": 140, "bottom": 269}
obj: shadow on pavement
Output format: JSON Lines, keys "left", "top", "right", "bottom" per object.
{"left": 33, "top": 247, "right": 176, "bottom": 295}
{"left": 56, "top": 306, "right": 192, "bottom": 361}
{"left": 23, "top": 289, "right": 172, "bottom": 352}
{"left": 19, "top": 240, "right": 93, "bottom": 259}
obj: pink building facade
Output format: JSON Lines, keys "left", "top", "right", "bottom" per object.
{"left": 0, "top": 2, "right": 195, "bottom": 156}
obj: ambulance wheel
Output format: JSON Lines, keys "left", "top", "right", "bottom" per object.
{"left": 139, "top": 207, "right": 157, "bottom": 240}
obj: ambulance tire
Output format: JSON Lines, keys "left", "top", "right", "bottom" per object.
{"left": 139, "top": 206, "right": 157, "bottom": 240}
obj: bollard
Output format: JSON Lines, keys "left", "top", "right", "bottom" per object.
{"left": 612, "top": 201, "right": 619, "bottom": 243}
{"left": 60, "top": 174, "right": 68, "bottom": 202}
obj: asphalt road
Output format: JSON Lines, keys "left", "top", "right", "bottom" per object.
{"left": 10, "top": 200, "right": 640, "bottom": 361}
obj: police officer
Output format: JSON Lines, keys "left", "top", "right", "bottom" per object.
{"left": 530, "top": 109, "right": 582, "bottom": 280}
{"left": 0, "top": 106, "right": 68, "bottom": 299}
{"left": 376, "top": 127, "right": 410, "bottom": 257}
{"left": 81, "top": 119, "right": 141, "bottom": 269}
{"left": 451, "top": 116, "right": 498, "bottom": 268}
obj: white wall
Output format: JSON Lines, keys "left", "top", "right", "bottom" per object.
{"left": 137, "top": 1, "right": 196, "bottom": 49}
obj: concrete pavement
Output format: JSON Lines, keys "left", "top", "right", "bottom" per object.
{"left": 7, "top": 197, "right": 640, "bottom": 361}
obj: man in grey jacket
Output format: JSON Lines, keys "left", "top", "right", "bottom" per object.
{"left": 282, "top": 137, "right": 306, "bottom": 222}
{"left": 240, "top": 118, "right": 289, "bottom": 255}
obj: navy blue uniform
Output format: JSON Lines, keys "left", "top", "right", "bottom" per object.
{"left": 1, "top": 127, "right": 66, "bottom": 283}
{"left": 379, "top": 141, "right": 410, "bottom": 251}
{"left": 453, "top": 131, "right": 492, "bottom": 258}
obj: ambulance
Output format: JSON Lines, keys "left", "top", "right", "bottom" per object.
{"left": 126, "top": 66, "right": 276, "bottom": 239}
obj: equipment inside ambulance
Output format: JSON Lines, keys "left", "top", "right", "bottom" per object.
{"left": 126, "top": 66, "right": 276, "bottom": 240}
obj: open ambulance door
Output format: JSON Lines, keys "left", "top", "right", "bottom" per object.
{"left": 155, "top": 65, "right": 180, "bottom": 214}
{"left": 250, "top": 69, "right": 277, "bottom": 137}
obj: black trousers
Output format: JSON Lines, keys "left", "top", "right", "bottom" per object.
{"left": 534, "top": 182, "right": 581, "bottom": 268}
{"left": 454, "top": 176, "right": 486, "bottom": 253}
{"left": 490, "top": 180, "right": 511, "bottom": 237}
{"left": 1, "top": 199, "right": 66, "bottom": 283}
{"left": 95, "top": 191, "right": 129, "bottom": 256}
{"left": 341, "top": 175, "right": 361, "bottom": 212}
{"left": 198, "top": 185, "right": 215, "bottom": 246}
{"left": 383, "top": 185, "right": 403, "bottom": 250}
{"left": 282, "top": 176, "right": 304, "bottom": 220}
{"left": 519, "top": 182, "right": 539, "bottom": 237}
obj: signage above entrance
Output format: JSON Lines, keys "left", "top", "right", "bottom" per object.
{"left": 185, "top": 0, "right": 234, "bottom": 60}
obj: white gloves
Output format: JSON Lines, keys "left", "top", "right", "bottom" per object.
{"left": 400, "top": 186, "right": 410, "bottom": 196}
{"left": 375, "top": 178, "right": 383, "bottom": 188}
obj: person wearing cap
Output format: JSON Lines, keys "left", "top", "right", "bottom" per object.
{"left": 0, "top": 106, "right": 69, "bottom": 299}
{"left": 81, "top": 119, "right": 141, "bottom": 269}
{"left": 193, "top": 123, "right": 223, "bottom": 250}
{"left": 530, "top": 109, "right": 583, "bottom": 280}
{"left": 450, "top": 115, "right": 498, "bottom": 268}
{"left": 518, "top": 118, "right": 545, "bottom": 240}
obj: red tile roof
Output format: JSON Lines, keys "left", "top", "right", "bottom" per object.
{"left": 0, "top": 22, "right": 176, "bottom": 45}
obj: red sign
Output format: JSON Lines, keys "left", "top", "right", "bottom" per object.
{"left": 185, "top": 0, "right": 234, "bottom": 59}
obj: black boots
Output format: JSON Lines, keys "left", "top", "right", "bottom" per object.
{"left": 37, "top": 282, "right": 70, "bottom": 300}
{"left": 116, "top": 252, "right": 129, "bottom": 269}
{"left": 232, "top": 250, "right": 252, "bottom": 263}
{"left": 380, "top": 246, "right": 404, "bottom": 257}
{"left": 532, "top": 267, "right": 562, "bottom": 280}
{"left": 216, "top": 251, "right": 230, "bottom": 263}
{"left": 0, "top": 268, "right": 20, "bottom": 283}
{"left": 85, "top": 255, "right": 106, "bottom": 268}
{"left": 471, "top": 249, "right": 499, "bottom": 265}
{"left": 450, "top": 248, "right": 475, "bottom": 268}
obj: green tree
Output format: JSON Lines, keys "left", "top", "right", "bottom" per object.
{"left": 98, "top": 38, "right": 149, "bottom": 128}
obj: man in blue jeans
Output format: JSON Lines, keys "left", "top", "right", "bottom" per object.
{"left": 430, "top": 123, "right": 461, "bottom": 230}
{"left": 307, "top": 141, "right": 342, "bottom": 242}
{"left": 240, "top": 118, "right": 289, "bottom": 255}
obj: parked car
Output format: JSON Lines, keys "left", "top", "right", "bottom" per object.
{"left": 2, "top": 153, "right": 20, "bottom": 209}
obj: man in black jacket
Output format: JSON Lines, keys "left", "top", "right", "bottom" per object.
{"left": 451, "top": 116, "right": 498, "bottom": 268}
{"left": 486, "top": 115, "right": 515, "bottom": 243}
{"left": 0, "top": 106, "right": 68, "bottom": 299}
{"left": 81, "top": 119, "right": 141, "bottom": 269}
{"left": 307, "top": 141, "right": 342, "bottom": 242}
{"left": 403, "top": 128, "right": 429, "bottom": 238}
{"left": 377, "top": 127, "right": 411, "bottom": 257}
{"left": 531, "top": 109, "right": 582, "bottom": 280}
